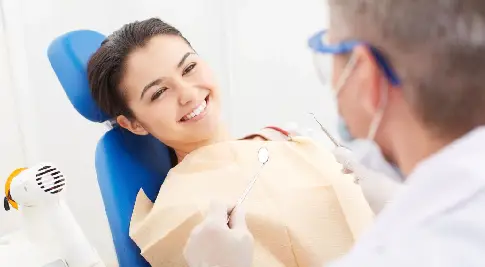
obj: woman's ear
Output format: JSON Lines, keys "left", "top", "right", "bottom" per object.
{"left": 116, "top": 115, "right": 149, "bottom": 135}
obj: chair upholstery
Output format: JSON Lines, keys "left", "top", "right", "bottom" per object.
{"left": 48, "top": 30, "right": 172, "bottom": 267}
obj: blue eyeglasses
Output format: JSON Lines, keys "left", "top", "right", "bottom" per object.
{"left": 308, "top": 30, "right": 401, "bottom": 86}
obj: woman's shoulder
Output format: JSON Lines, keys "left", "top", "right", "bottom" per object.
{"left": 239, "top": 125, "right": 328, "bottom": 154}
{"left": 240, "top": 126, "right": 294, "bottom": 141}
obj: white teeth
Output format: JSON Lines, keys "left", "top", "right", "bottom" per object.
{"left": 182, "top": 100, "right": 207, "bottom": 121}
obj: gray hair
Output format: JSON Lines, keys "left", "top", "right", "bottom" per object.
{"left": 329, "top": 0, "right": 485, "bottom": 138}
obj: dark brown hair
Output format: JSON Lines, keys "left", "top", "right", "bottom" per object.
{"left": 87, "top": 17, "right": 191, "bottom": 119}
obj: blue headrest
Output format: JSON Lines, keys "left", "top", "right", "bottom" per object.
{"left": 48, "top": 30, "right": 109, "bottom": 122}
{"left": 48, "top": 29, "right": 173, "bottom": 267}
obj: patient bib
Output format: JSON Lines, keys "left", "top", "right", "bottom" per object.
{"left": 130, "top": 128, "right": 374, "bottom": 267}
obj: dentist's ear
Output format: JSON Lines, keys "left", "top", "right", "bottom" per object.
{"left": 352, "top": 46, "right": 384, "bottom": 115}
{"left": 117, "top": 115, "right": 149, "bottom": 135}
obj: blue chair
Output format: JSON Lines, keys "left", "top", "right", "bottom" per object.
{"left": 47, "top": 30, "right": 173, "bottom": 267}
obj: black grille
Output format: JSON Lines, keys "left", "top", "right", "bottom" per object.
{"left": 36, "top": 166, "right": 65, "bottom": 194}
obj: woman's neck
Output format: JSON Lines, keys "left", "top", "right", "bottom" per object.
{"left": 174, "top": 127, "right": 231, "bottom": 163}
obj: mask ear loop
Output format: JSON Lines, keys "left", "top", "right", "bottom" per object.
{"left": 366, "top": 78, "right": 389, "bottom": 141}
{"left": 352, "top": 74, "right": 390, "bottom": 184}
{"left": 334, "top": 54, "right": 359, "bottom": 96}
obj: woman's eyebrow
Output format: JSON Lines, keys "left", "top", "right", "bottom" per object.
{"left": 177, "top": 52, "right": 195, "bottom": 68}
{"left": 140, "top": 78, "right": 163, "bottom": 99}
{"left": 140, "top": 52, "right": 196, "bottom": 100}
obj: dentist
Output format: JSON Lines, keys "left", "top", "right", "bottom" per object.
{"left": 184, "top": 0, "right": 485, "bottom": 266}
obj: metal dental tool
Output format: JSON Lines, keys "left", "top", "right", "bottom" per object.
{"left": 308, "top": 112, "right": 342, "bottom": 148}
{"left": 309, "top": 113, "right": 359, "bottom": 182}
{"left": 227, "top": 147, "right": 270, "bottom": 225}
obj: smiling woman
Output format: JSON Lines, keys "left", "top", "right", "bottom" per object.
{"left": 88, "top": 21, "right": 228, "bottom": 162}
{"left": 87, "top": 18, "right": 374, "bottom": 267}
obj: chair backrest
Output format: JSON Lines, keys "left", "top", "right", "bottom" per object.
{"left": 47, "top": 30, "right": 172, "bottom": 267}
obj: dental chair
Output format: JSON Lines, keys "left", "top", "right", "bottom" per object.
{"left": 47, "top": 30, "right": 172, "bottom": 267}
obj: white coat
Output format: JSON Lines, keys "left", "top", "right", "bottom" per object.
{"left": 329, "top": 126, "right": 485, "bottom": 267}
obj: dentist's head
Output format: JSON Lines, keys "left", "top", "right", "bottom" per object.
{"left": 88, "top": 18, "right": 226, "bottom": 162}
{"left": 311, "top": 0, "right": 485, "bottom": 176}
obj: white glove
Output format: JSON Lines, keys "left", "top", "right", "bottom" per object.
{"left": 284, "top": 122, "right": 315, "bottom": 138}
{"left": 183, "top": 202, "right": 254, "bottom": 267}
{"left": 333, "top": 146, "right": 404, "bottom": 214}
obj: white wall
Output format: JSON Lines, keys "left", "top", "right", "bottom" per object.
{"left": 0, "top": 0, "right": 334, "bottom": 266}
{"left": 225, "top": 0, "right": 335, "bottom": 136}
{"left": 0, "top": 4, "right": 27, "bottom": 236}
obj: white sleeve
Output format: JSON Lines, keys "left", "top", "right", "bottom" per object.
{"left": 325, "top": 224, "right": 485, "bottom": 267}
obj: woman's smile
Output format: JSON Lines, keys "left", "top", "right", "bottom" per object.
{"left": 179, "top": 95, "right": 210, "bottom": 123}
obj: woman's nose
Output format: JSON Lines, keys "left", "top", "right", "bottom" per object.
{"left": 176, "top": 80, "right": 197, "bottom": 106}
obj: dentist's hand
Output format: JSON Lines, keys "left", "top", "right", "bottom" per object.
{"left": 333, "top": 146, "right": 404, "bottom": 214}
{"left": 183, "top": 202, "right": 254, "bottom": 267}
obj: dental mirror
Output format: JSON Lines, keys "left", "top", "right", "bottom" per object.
{"left": 258, "top": 147, "right": 269, "bottom": 165}
{"left": 227, "top": 147, "right": 269, "bottom": 225}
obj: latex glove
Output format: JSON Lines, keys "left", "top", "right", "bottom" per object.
{"left": 333, "top": 146, "right": 404, "bottom": 214}
{"left": 183, "top": 202, "right": 254, "bottom": 267}
{"left": 284, "top": 122, "right": 315, "bottom": 138}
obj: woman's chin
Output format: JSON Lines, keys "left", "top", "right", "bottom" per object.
{"left": 186, "top": 120, "right": 225, "bottom": 145}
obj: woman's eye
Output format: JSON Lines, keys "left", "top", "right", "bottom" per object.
{"left": 151, "top": 88, "right": 167, "bottom": 101}
{"left": 182, "top": 63, "right": 197, "bottom": 76}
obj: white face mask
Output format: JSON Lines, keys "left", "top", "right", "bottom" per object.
{"left": 334, "top": 54, "right": 404, "bottom": 181}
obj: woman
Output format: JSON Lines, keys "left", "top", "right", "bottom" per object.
{"left": 88, "top": 18, "right": 227, "bottom": 163}
{"left": 88, "top": 18, "right": 373, "bottom": 267}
